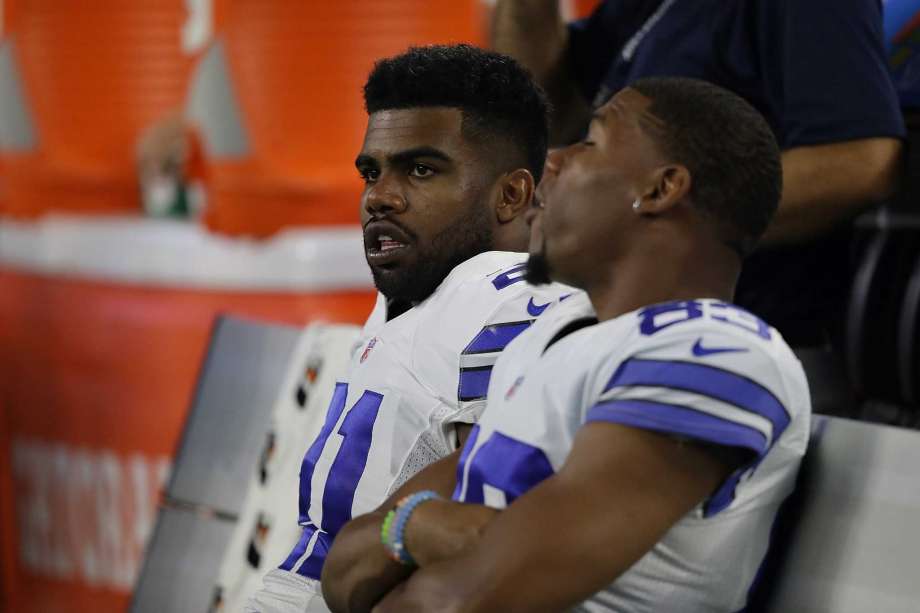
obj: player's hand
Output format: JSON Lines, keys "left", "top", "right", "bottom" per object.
{"left": 403, "top": 498, "right": 499, "bottom": 567}
{"left": 136, "top": 111, "right": 190, "bottom": 184}
{"left": 371, "top": 571, "right": 464, "bottom": 613}
{"left": 370, "top": 581, "right": 405, "bottom": 613}
{"left": 372, "top": 582, "right": 421, "bottom": 613}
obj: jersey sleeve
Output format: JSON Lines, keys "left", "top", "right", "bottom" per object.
{"left": 416, "top": 262, "right": 574, "bottom": 426}
{"left": 583, "top": 306, "right": 798, "bottom": 515}
{"left": 455, "top": 283, "right": 574, "bottom": 424}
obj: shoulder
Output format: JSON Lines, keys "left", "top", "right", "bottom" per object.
{"left": 416, "top": 252, "right": 575, "bottom": 356}
{"left": 612, "top": 300, "right": 805, "bottom": 394}
{"left": 409, "top": 253, "right": 576, "bottom": 404}
{"left": 585, "top": 299, "right": 809, "bottom": 443}
{"left": 581, "top": 299, "right": 811, "bottom": 519}
{"left": 490, "top": 291, "right": 597, "bottom": 372}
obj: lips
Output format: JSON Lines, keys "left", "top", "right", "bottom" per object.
{"left": 364, "top": 220, "right": 413, "bottom": 266}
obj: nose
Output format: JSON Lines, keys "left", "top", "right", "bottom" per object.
{"left": 363, "top": 173, "right": 407, "bottom": 217}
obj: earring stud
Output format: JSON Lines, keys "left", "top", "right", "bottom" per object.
{"left": 632, "top": 199, "right": 641, "bottom": 212}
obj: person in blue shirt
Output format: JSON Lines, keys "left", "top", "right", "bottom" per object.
{"left": 493, "top": 0, "right": 905, "bottom": 349}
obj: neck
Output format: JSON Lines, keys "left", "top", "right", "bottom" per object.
{"left": 492, "top": 219, "right": 530, "bottom": 253}
{"left": 585, "top": 234, "right": 741, "bottom": 322}
{"left": 385, "top": 297, "right": 413, "bottom": 320}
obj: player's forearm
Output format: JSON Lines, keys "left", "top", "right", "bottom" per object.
{"left": 372, "top": 496, "right": 586, "bottom": 613}
{"left": 492, "top": 0, "right": 591, "bottom": 144}
{"left": 384, "top": 492, "right": 607, "bottom": 612}
{"left": 373, "top": 484, "right": 619, "bottom": 613}
{"left": 322, "top": 502, "right": 496, "bottom": 613}
{"left": 492, "top": 0, "right": 566, "bottom": 83}
{"left": 321, "top": 512, "right": 411, "bottom": 613}
{"left": 761, "top": 137, "right": 902, "bottom": 245}
{"left": 403, "top": 499, "right": 498, "bottom": 567}
{"left": 322, "top": 450, "right": 465, "bottom": 612}
{"left": 376, "top": 424, "right": 734, "bottom": 613}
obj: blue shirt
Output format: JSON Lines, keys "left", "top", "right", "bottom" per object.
{"left": 568, "top": 0, "right": 905, "bottom": 345}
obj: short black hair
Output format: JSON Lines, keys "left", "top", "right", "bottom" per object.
{"left": 364, "top": 44, "right": 550, "bottom": 184}
{"left": 630, "top": 77, "right": 782, "bottom": 256}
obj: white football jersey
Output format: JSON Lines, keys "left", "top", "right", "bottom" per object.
{"left": 277, "top": 251, "right": 573, "bottom": 583}
{"left": 454, "top": 295, "right": 811, "bottom": 612}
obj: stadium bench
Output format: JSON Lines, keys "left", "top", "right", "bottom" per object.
{"left": 131, "top": 315, "right": 301, "bottom": 612}
{"left": 132, "top": 319, "right": 920, "bottom": 611}
{"left": 756, "top": 415, "right": 920, "bottom": 612}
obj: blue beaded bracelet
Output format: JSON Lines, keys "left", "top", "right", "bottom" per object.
{"left": 382, "top": 490, "right": 441, "bottom": 566}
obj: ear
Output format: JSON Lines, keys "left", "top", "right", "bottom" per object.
{"left": 495, "top": 168, "right": 536, "bottom": 224}
{"left": 637, "top": 165, "right": 691, "bottom": 215}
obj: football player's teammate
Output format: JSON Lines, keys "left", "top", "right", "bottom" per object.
{"left": 247, "top": 45, "right": 573, "bottom": 612}
{"left": 326, "top": 78, "right": 811, "bottom": 613}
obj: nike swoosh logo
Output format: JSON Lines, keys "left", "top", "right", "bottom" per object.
{"left": 527, "top": 297, "right": 551, "bottom": 316}
{"left": 691, "top": 338, "right": 749, "bottom": 357}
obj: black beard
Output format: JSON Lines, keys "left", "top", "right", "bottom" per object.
{"left": 525, "top": 249, "right": 552, "bottom": 285}
{"left": 370, "top": 205, "right": 494, "bottom": 304}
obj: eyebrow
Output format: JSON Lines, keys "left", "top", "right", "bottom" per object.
{"left": 355, "top": 146, "right": 452, "bottom": 169}
{"left": 590, "top": 104, "right": 619, "bottom": 127}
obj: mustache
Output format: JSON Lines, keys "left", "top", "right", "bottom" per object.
{"left": 362, "top": 216, "right": 417, "bottom": 242}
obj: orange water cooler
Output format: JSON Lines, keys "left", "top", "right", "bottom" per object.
{"left": 196, "top": 0, "right": 486, "bottom": 237}
{"left": 0, "top": 2, "right": 487, "bottom": 612}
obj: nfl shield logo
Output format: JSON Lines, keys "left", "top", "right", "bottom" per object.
{"left": 360, "top": 337, "right": 377, "bottom": 363}
{"left": 505, "top": 375, "right": 525, "bottom": 401}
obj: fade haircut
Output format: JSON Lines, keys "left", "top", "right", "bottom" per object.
{"left": 630, "top": 77, "right": 782, "bottom": 257}
{"left": 363, "top": 44, "right": 550, "bottom": 184}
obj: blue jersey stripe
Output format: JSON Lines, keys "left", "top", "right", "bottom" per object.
{"left": 452, "top": 424, "right": 481, "bottom": 500}
{"left": 587, "top": 398, "right": 769, "bottom": 517}
{"left": 491, "top": 263, "right": 528, "bottom": 290}
{"left": 459, "top": 431, "right": 555, "bottom": 505}
{"left": 278, "top": 523, "right": 332, "bottom": 579}
{"left": 296, "top": 529, "right": 332, "bottom": 579}
{"left": 604, "top": 359, "right": 790, "bottom": 441}
{"left": 297, "top": 382, "right": 348, "bottom": 524}
{"left": 587, "top": 399, "right": 769, "bottom": 456}
{"left": 462, "top": 321, "right": 532, "bottom": 355}
{"left": 458, "top": 367, "right": 492, "bottom": 401}
{"left": 704, "top": 470, "right": 744, "bottom": 517}
{"left": 279, "top": 525, "right": 314, "bottom": 572}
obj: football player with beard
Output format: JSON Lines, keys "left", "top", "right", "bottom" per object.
{"left": 247, "top": 44, "right": 572, "bottom": 613}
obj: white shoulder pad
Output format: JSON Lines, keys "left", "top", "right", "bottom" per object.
{"left": 587, "top": 299, "right": 808, "bottom": 464}
{"left": 412, "top": 255, "right": 575, "bottom": 414}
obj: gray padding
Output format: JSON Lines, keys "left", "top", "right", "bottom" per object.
{"left": 764, "top": 416, "right": 920, "bottom": 612}
{"left": 185, "top": 39, "right": 250, "bottom": 158}
{"left": 130, "top": 506, "right": 235, "bottom": 613}
{"left": 164, "top": 316, "right": 300, "bottom": 515}
{"left": 0, "top": 40, "right": 37, "bottom": 150}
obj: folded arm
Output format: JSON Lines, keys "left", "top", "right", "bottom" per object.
{"left": 372, "top": 423, "right": 741, "bottom": 613}
{"left": 764, "top": 138, "right": 902, "bottom": 246}
{"left": 322, "top": 425, "right": 482, "bottom": 613}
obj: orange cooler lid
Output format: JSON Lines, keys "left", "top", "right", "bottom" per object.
{"left": 199, "top": 0, "right": 487, "bottom": 237}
